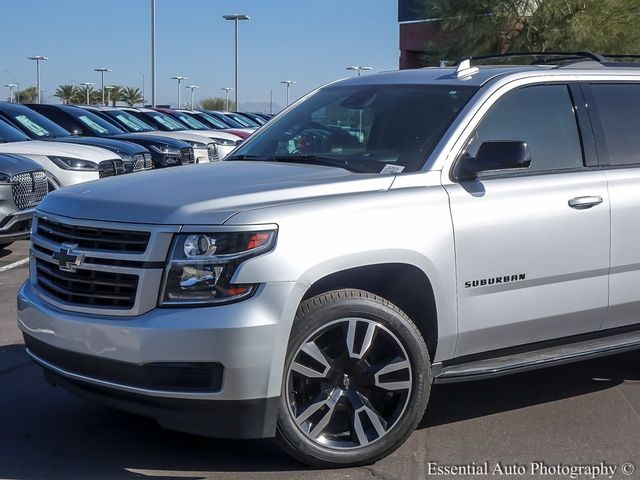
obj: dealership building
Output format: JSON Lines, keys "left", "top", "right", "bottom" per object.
{"left": 399, "top": 0, "right": 441, "bottom": 69}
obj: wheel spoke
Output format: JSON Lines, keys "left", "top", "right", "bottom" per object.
{"left": 374, "top": 359, "right": 411, "bottom": 391}
{"left": 348, "top": 391, "right": 388, "bottom": 446}
{"left": 290, "top": 341, "right": 331, "bottom": 378}
{"left": 295, "top": 389, "right": 341, "bottom": 439}
{"left": 346, "top": 319, "right": 376, "bottom": 359}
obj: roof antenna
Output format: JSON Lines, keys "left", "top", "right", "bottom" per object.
{"left": 456, "top": 58, "right": 480, "bottom": 79}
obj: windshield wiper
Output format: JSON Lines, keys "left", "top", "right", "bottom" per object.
{"left": 225, "top": 154, "right": 372, "bottom": 173}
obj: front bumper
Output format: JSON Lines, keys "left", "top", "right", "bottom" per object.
{"left": 18, "top": 279, "right": 303, "bottom": 438}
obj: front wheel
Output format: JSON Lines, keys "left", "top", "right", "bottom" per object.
{"left": 276, "top": 289, "right": 431, "bottom": 468}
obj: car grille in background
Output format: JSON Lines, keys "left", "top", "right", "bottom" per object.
{"left": 180, "top": 147, "right": 195, "bottom": 165}
{"left": 37, "top": 217, "right": 150, "bottom": 253}
{"left": 98, "top": 160, "right": 125, "bottom": 178}
{"left": 11, "top": 171, "right": 48, "bottom": 210}
{"left": 35, "top": 257, "right": 138, "bottom": 308}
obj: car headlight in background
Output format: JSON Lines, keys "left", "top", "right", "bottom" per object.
{"left": 160, "top": 230, "right": 277, "bottom": 306}
{"left": 148, "top": 144, "right": 181, "bottom": 156}
{"left": 187, "top": 140, "right": 207, "bottom": 149}
{"left": 143, "top": 153, "right": 153, "bottom": 169}
{"left": 48, "top": 156, "right": 98, "bottom": 171}
{"left": 210, "top": 138, "right": 237, "bottom": 147}
{"left": 0, "top": 172, "right": 13, "bottom": 184}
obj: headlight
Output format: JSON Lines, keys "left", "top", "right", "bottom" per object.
{"left": 188, "top": 140, "right": 207, "bottom": 149}
{"left": 0, "top": 172, "right": 12, "bottom": 184}
{"left": 149, "top": 144, "right": 181, "bottom": 156}
{"left": 48, "top": 156, "right": 98, "bottom": 171}
{"left": 159, "top": 230, "right": 276, "bottom": 306}
{"left": 143, "top": 153, "right": 153, "bottom": 169}
{"left": 210, "top": 138, "right": 237, "bottom": 146}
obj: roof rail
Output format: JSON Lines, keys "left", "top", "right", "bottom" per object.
{"left": 455, "top": 52, "right": 640, "bottom": 69}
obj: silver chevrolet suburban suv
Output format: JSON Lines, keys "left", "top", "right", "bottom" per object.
{"left": 17, "top": 53, "right": 640, "bottom": 467}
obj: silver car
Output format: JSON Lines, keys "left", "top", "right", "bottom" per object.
{"left": 17, "top": 53, "right": 640, "bottom": 467}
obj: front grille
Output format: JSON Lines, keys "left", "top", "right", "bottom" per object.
{"left": 180, "top": 147, "right": 195, "bottom": 165}
{"left": 35, "top": 258, "right": 138, "bottom": 308}
{"left": 11, "top": 171, "right": 48, "bottom": 210}
{"left": 98, "top": 160, "right": 125, "bottom": 178}
{"left": 37, "top": 217, "right": 150, "bottom": 253}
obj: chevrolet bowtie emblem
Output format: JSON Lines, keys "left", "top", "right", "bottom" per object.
{"left": 51, "top": 243, "right": 84, "bottom": 272}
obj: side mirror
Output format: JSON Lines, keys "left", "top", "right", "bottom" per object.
{"left": 453, "top": 141, "right": 531, "bottom": 181}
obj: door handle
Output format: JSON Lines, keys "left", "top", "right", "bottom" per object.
{"left": 568, "top": 196, "right": 603, "bottom": 210}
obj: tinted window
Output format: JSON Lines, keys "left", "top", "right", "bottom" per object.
{"left": 590, "top": 84, "right": 640, "bottom": 165}
{"left": 0, "top": 119, "right": 31, "bottom": 142}
{"left": 465, "top": 85, "right": 583, "bottom": 173}
{"left": 230, "top": 85, "right": 478, "bottom": 173}
{"left": 33, "top": 107, "right": 79, "bottom": 133}
{"left": 66, "top": 108, "right": 125, "bottom": 136}
{"left": 194, "top": 112, "right": 228, "bottom": 129}
{"left": 0, "top": 106, "right": 71, "bottom": 139}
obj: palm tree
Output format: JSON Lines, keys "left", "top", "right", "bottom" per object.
{"left": 16, "top": 86, "right": 38, "bottom": 103}
{"left": 107, "top": 85, "right": 124, "bottom": 106}
{"left": 55, "top": 85, "right": 76, "bottom": 104}
{"left": 122, "top": 87, "right": 144, "bottom": 107}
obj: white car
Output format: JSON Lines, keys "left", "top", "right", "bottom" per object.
{"left": 123, "top": 108, "right": 242, "bottom": 160}
{"left": 0, "top": 121, "right": 124, "bottom": 189}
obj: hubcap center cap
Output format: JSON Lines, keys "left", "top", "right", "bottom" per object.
{"left": 339, "top": 373, "right": 351, "bottom": 390}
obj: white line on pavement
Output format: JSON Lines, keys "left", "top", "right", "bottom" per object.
{"left": 0, "top": 257, "right": 29, "bottom": 273}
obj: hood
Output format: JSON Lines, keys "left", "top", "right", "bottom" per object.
{"left": 0, "top": 140, "right": 118, "bottom": 161}
{"left": 48, "top": 136, "right": 148, "bottom": 156}
{"left": 0, "top": 153, "right": 43, "bottom": 175}
{"left": 184, "top": 130, "right": 242, "bottom": 142}
{"left": 38, "top": 160, "right": 394, "bottom": 225}
{"left": 129, "top": 130, "right": 220, "bottom": 146}
{"left": 112, "top": 133, "right": 190, "bottom": 149}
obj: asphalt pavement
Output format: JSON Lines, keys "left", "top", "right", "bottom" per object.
{"left": 1, "top": 240, "right": 639, "bottom": 480}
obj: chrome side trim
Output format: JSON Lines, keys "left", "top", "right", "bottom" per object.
{"left": 434, "top": 328, "right": 640, "bottom": 384}
{"left": 26, "top": 348, "right": 225, "bottom": 400}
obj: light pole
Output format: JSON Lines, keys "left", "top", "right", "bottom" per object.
{"left": 80, "top": 82, "right": 94, "bottom": 105}
{"left": 221, "top": 87, "right": 232, "bottom": 111}
{"left": 171, "top": 76, "right": 187, "bottom": 108}
{"left": 94, "top": 67, "right": 111, "bottom": 105}
{"left": 105, "top": 85, "right": 115, "bottom": 106}
{"left": 4, "top": 84, "right": 17, "bottom": 103}
{"left": 151, "top": 0, "right": 156, "bottom": 107}
{"left": 281, "top": 80, "right": 295, "bottom": 107}
{"left": 28, "top": 56, "right": 48, "bottom": 103}
{"left": 222, "top": 14, "right": 250, "bottom": 111}
{"left": 346, "top": 65, "right": 373, "bottom": 76}
{"left": 185, "top": 85, "right": 199, "bottom": 110}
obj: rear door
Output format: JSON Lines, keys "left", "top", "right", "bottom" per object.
{"left": 443, "top": 83, "right": 610, "bottom": 357}
{"left": 584, "top": 82, "right": 640, "bottom": 330}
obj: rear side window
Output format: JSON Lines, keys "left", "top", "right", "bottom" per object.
{"left": 589, "top": 84, "right": 640, "bottom": 166}
{"left": 465, "top": 85, "right": 584, "bottom": 173}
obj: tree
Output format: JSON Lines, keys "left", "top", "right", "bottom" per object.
{"left": 71, "top": 85, "right": 93, "bottom": 105}
{"left": 199, "top": 97, "right": 235, "bottom": 111}
{"left": 106, "top": 85, "right": 124, "bottom": 106}
{"left": 421, "top": 0, "right": 640, "bottom": 65}
{"left": 122, "top": 87, "right": 143, "bottom": 106}
{"left": 55, "top": 85, "right": 75, "bottom": 104}
{"left": 16, "top": 86, "right": 38, "bottom": 103}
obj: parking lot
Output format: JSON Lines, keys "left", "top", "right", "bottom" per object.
{"left": 0, "top": 240, "right": 638, "bottom": 479}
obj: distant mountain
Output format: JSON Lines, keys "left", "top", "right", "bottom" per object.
{"left": 239, "top": 101, "right": 282, "bottom": 114}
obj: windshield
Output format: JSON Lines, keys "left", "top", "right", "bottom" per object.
{"left": 212, "top": 113, "right": 243, "bottom": 128}
{"left": 226, "top": 112, "right": 257, "bottom": 127}
{"left": 145, "top": 112, "right": 186, "bottom": 131}
{"left": 0, "top": 119, "right": 31, "bottom": 142}
{"left": 5, "top": 109, "right": 71, "bottom": 139}
{"left": 229, "top": 84, "right": 478, "bottom": 173}
{"left": 107, "top": 111, "right": 156, "bottom": 132}
{"left": 173, "top": 113, "right": 208, "bottom": 130}
{"left": 70, "top": 110, "right": 125, "bottom": 136}
{"left": 194, "top": 112, "right": 228, "bottom": 129}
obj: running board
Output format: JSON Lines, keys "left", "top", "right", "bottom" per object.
{"left": 433, "top": 329, "right": 640, "bottom": 384}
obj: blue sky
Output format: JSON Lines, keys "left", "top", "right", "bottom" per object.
{"left": 0, "top": 0, "right": 399, "bottom": 110}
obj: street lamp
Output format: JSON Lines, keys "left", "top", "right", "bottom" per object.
{"left": 185, "top": 85, "right": 199, "bottom": 110}
{"left": 94, "top": 67, "right": 111, "bottom": 105}
{"left": 4, "top": 84, "right": 17, "bottom": 103}
{"left": 80, "top": 82, "right": 95, "bottom": 105}
{"left": 105, "top": 85, "right": 115, "bottom": 106}
{"left": 280, "top": 80, "right": 295, "bottom": 107}
{"left": 222, "top": 14, "right": 250, "bottom": 111}
{"left": 151, "top": 0, "right": 156, "bottom": 107}
{"left": 220, "top": 87, "right": 232, "bottom": 111}
{"left": 171, "top": 76, "right": 187, "bottom": 108}
{"left": 346, "top": 65, "right": 373, "bottom": 76}
{"left": 28, "top": 56, "right": 48, "bottom": 103}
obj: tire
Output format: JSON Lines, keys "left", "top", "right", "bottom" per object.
{"left": 276, "top": 289, "right": 431, "bottom": 468}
